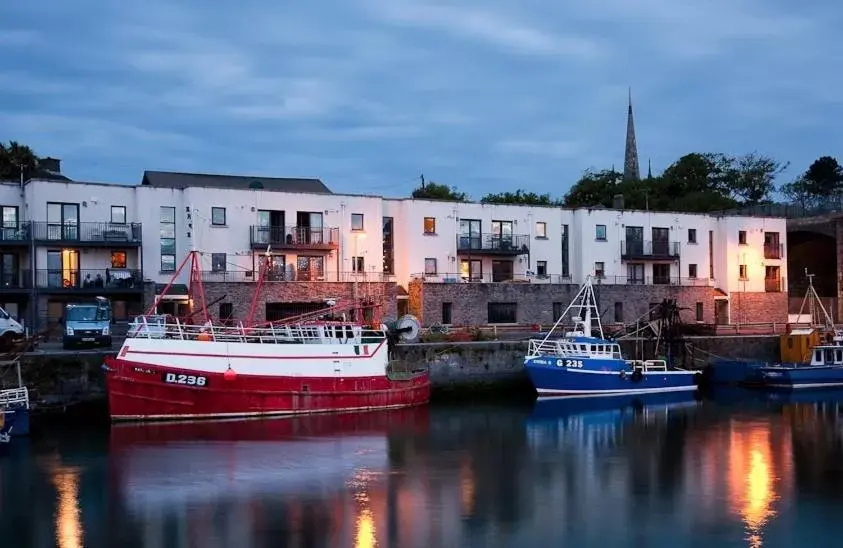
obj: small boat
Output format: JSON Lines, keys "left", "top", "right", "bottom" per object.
{"left": 0, "top": 353, "right": 30, "bottom": 437}
{"left": 103, "top": 249, "right": 430, "bottom": 421}
{"left": 524, "top": 276, "right": 701, "bottom": 397}
{"left": 753, "top": 334, "right": 843, "bottom": 390}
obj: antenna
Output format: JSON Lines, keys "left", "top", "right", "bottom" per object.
{"left": 420, "top": 174, "right": 425, "bottom": 189}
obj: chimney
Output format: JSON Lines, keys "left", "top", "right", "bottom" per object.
{"left": 39, "top": 157, "right": 61, "bottom": 173}
{"left": 612, "top": 194, "right": 625, "bottom": 210}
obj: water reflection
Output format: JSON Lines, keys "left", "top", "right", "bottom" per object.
{"left": 3, "top": 393, "right": 843, "bottom": 546}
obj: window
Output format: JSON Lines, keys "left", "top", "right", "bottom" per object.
{"left": 739, "top": 264, "right": 747, "bottom": 280}
{"left": 695, "top": 302, "right": 704, "bottom": 322}
{"left": 688, "top": 228, "right": 697, "bottom": 244}
{"left": 351, "top": 213, "right": 364, "bottom": 231}
{"left": 594, "top": 262, "right": 604, "bottom": 278}
{"left": 553, "top": 302, "right": 563, "bottom": 320}
{"left": 47, "top": 202, "right": 80, "bottom": 240}
{"left": 627, "top": 263, "right": 644, "bottom": 284}
{"left": 595, "top": 224, "right": 607, "bottom": 241}
{"left": 614, "top": 302, "right": 624, "bottom": 323}
{"left": 536, "top": 261, "right": 547, "bottom": 278}
{"left": 212, "top": 253, "right": 226, "bottom": 272}
{"left": 535, "top": 222, "right": 547, "bottom": 239}
{"left": 296, "top": 256, "right": 325, "bottom": 280}
{"left": 738, "top": 230, "right": 747, "bottom": 245}
{"left": 211, "top": 207, "right": 226, "bottom": 226}
{"left": 111, "top": 206, "right": 126, "bottom": 224}
{"left": 352, "top": 256, "right": 364, "bottom": 273}
{"left": 160, "top": 206, "right": 176, "bottom": 271}
{"left": 424, "top": 258, "right": 437, "bottom": 275}
{"left": 488, "top": 302, "right": 517, "bottom": 324}
{"left": 561, "top": 224, "right": 569, "bottom": 278}
{"left": 424, "top": 217, "right": 436, "bottom": 234}
{"left": 459, "top": 219, "right": 482, "bottom": 250}
{"left": 1, "top": 206, "right": 18, "bottom": 229}
{"left": 460, "top": 259, "right": 482, "bottom": 281}
{"left": 653, "top": 264, "right": 670, "bottom": 284}
{"left": 382, "top": 217, "right": 394, "bottom": 275}
{"left": 110, "top": 251, "right": 127, "bottom": 269}
{"left": 219, "top": 303, "right": 233, "bottom": 321}
{"left": 688, "top": 264, "right": 698, "bottom": 278}
{"left": 442, "top": 302, "right": 452, "bottom": 325}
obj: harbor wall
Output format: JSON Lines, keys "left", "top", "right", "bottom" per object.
{"left": 10, "top": 335, "right": 780, "bottom": 408}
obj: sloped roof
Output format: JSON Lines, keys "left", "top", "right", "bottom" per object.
{"left": 141, "top": 170, "right": 332, "bottom": 194}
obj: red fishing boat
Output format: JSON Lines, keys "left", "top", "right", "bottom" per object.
{"left": 103, "top": 250, "right": 429, "bottom": 421}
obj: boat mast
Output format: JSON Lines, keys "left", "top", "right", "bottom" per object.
{"left": 246, "top": 246, "right": 272, "bottom": 328}
{"left": 538, "top": 276, "right": 605, "bottom": 344}
{"left": 188, "top": 249, "right": 209, "bottom": 323}
{"left": 796, "top": 269, "right": 833, "bottom": 329}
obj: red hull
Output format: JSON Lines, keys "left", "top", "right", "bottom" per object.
{"left": 104, "top": 356, "right": 431, "bottom": 421}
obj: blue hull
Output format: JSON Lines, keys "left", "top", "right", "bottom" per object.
{"left": 530, "top": 391, "right": 700, "bottom": 420}
{"left": 525, "top": 358, "right": 700, "bottom": 397}
{"left": 755, "top": 364, "right": 843, "bottom": 390}
{"left": 0, "top": 404, "right": 29, "bottom": 437}
{"left": 708, "top": 359, "right": 766, "bottom": 385}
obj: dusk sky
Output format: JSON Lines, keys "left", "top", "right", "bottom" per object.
{"left": 1, "top": 0, "right": 840, "bottom": 197}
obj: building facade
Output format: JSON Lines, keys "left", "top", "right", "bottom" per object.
{"left": 0, "top": 171, "right": 788, "bottom": 332}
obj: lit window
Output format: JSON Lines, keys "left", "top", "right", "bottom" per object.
{"left": 424, "top": 217, "right": 436, "bottom": 234}
{"left": 535, "top": 222, "right": 547, "bottom": 238}
{"left": 424, "top": 258, "right": 437, "bottom": 274}
{"left": 739, "top": 264, "right": 747, "bottom": 280}
{"left": 110, "top": 251, "right": 127, "bottom": 269}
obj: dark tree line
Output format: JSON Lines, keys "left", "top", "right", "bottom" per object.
{"left": 412, "top": 153, "right": 842, "bottom": 213}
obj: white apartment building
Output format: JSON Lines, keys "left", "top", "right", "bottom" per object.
{"left": 0, "top": 170, "right": 788, "bottom": 328}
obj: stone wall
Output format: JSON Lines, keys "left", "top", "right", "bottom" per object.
{"left": 201, "top": 281, "right": 398, "bottom": 323}
{"left": 729, "top": 291, "right": 788, "bottom": 324}
{"left": 416, "top": 282, "right": 716, "bottom": 327}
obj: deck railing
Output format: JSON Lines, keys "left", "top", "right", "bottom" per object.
{"left": 0, "top": 387, "right": 29, "bottom": 406}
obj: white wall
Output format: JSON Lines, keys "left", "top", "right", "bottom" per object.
{"left": 0, "top": 182, "right": 24, "bottom": 213}
{"left": 715, "top": 215, "right": 788, "bottom": 293}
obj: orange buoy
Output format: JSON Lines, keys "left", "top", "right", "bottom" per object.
{"left": 224, "top": 367, "right": 237, "bottom": 381}
{"left": 197, "top": 331, "right": 211, "bottom": 341}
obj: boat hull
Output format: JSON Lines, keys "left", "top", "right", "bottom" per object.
{"left": 0, "top": 402, "right": 29, "bottom": 437}
{"left": 104, "top": 356, "right": 430, "bottom": 421}
{"left": 525, "top": 358, "right": 700, "bottom": 396}
{"left": 755, "top": 364, "right": 843, "bottom": 390}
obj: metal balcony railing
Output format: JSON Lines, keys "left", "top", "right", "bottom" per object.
{"left": 0, "top": 270, "right": 31, "bottom": 289}
{"left": 200, "top": 270, "right": 395, "bottom": 283}
{"left": 0, "top": 222, "right": 31, "bottom": 243}
{"left": 413, "top": 272, "right": 574, "bottom": 284}
{"left": 249, "top": 226, "right": 340, "bottom": 249}
{"left": 620, "top": 240, "right": 681, "bottom": 259}
{"left": 764, "top": 243, "right": 783, "bottom": 259}
{"left": 31, "top": 222, "right": 142, "bottom": 244}
{"left": 456, "top": 233, "right": 529, "bottom": 255}
{"left": 765, "top": 277, "right": 785, "bottom": 292}
{"left": 595, "top": 276, "right": 713, "bottom": 286}
{"left": 35, "top": 268, "right": 143, "bottom": 290}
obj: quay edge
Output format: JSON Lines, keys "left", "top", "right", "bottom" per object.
{"left": 13, "top": 335, "right": 781, "bottom": 413}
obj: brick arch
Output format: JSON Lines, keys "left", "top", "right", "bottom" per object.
{"left": 787, "top": 230, "right": 836, "bottom": 297}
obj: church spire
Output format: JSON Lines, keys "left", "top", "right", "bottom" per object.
{"left": 624, "top": 87, "right": 640, "bottom": 182}
{"left": 647, "top": 158, "right": 652, "bottom": 179}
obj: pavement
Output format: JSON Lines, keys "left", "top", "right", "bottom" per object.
{"left": 26, "top": 338, "right": 124, "bottom": 356}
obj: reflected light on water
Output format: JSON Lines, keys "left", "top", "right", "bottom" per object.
{"left": 728, "top": 422, "right": 777, "bottom": 548}
{"left": 351, "top": 469, "right": 378, "bottom": 548}
{"left": 50, "top": 464, "right": 84, "bottom": 548}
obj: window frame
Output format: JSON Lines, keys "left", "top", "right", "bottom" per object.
{"left": 211, "top": 253, "right": 227, "bottom": 272}
{"left": 110, "top": 250, "right": 127, "bottom": 269}
{"left": 351, "top": 213, "right": 364, "bottom": 232}
{"left": 595, "top": 224, "right": 607, "bottom": 241}
{"left": 211, "top": 207, "right": 227, "bottom": 226}
{"left": 424, "top": 257, "right": 437, "bottom": 275}
{"left": 535, "top": 221, "right": 547, "bottom": 239}
{"left": 111, "top": 205, "right": 127, "bottom": 225}
{"left": 423, "top": 217, "right": 436, "bottom": 234}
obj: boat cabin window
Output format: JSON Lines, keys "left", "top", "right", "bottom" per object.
{"left": 590, "top": 345, "right": 596, "bottom": 353}
{"left": 612, "top": 345, "right": 621, "bottom": 359}
{"left": 825, "top": 348, "right": 835, "bottom": 364}
{"left": 836, "top": 349, "right": 843, "bottom": 364}
{"left": 815, "top": 349, "right": 823, "bottom": 363}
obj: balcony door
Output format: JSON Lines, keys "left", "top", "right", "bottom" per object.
{"left": 47, "top": 202, "right": 79, "bottom": 241}
{"left": 296, "top": 212, "right": 323, "bottom": 245}
{"left": 491, "top": 221, "right": 513, "bottom": 250}
{"left": 257, "top": 210, "right": 284, "bottom": 245}
{"left": 0, "top": 253, "right": 18, "bottom": 287}
{"left": 460, "top": 259, "right": 482, "bottom": 281}
{"left": 47, "top": 249, "right": 79, "bottom": 288}
{"left": 626, "top": 226, "right": 643, "bottom": 255}
{"left": 491, "top": 260, "right": 513, "bottom": 282}
{"left": 652, "top": 227, "right": 669, "bottom": 255}
{"left": 459, "top": 219, "right": 481, "bottom": 250}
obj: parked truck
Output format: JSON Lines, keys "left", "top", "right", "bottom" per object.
{"left": 0, "top": 307, "right": 25, "bottom": 350}
{"left": 60, "top": 297, "right": 113, "bottom": 350}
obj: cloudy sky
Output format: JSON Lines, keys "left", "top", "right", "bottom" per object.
{"left": 1, "top": 0, "right": 840, "bottom": 197}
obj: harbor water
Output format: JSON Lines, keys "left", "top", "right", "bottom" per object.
{"left": 3, "top": 390, "right": 843, "bottom": 547}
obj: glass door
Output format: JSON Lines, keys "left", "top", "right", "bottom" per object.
{"left": 47, "top": 203, "right": 79, "bottom": 240}
{"left": 459, "top": 219, "right": 481, "bottom": 250}
{"left": 491, "top": 221, "right": 513, "bottom": 250}
{"left": 625, "top": 226, "right": 643, "bottom": 255}
{"left": 0, "top": 253, "right": 17, "bottom": 287}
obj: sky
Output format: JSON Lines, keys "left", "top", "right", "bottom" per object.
{"left": 1, "top": 0, "right": 841, "bottom": 198}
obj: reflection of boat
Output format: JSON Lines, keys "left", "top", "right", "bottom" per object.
{"left": 760, "top": 387, "right": 843, "bottom": 405}
{"left": 103, "top": 250, "right": 430, "bottom": 421}
{"left": 524, "top": 277, "right": 700, "bottom": 396}
{"left": 109, "top": 407, "right": 429, "bottom": 509}
{"left": 529, "top": 391, "right": 700, "bottom": 421}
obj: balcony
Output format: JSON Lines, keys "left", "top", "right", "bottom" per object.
{"left": 0, "top": 222, "right": 31, "bottom": 246}
{"left": 620, "top": 240, "right": 680, "bottom": 260}
{"left": 596, "top": 276, "right": 712, "bottom": 286}
{"left": 31, "top": 222, "right": 142, "bottom": 247}
{"left": 456, "top": 233, "right": 530, "bottom": 256}
{"left": 200, "top": 270, "right": 395, "bottom": 283}
{"left": 413, "top": 272, "right": 572, "bottom": 284}
{"left": 765, "top": 277, "right": 785, "bottom": 292}
{"left": 0, "top": 270, "right": 31, "bottom": 293}
{"left": 35, "top": 269, "right": 143, "bottom": 293}
{"left": 764, "top": 243, "right": 783, "bottom": 260}
{"left": 249, "top": 226, "right": 340, "bottom": 251}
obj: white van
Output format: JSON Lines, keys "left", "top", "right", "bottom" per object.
{"left": 0, "top": 307, "right": 24, "bottom": 348}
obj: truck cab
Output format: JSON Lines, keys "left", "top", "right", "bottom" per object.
{"left": 61, "top": 297, "right": 113, "bottom": 350}
{"left": 0, "top": 306, "right": 25, "bottom": 349}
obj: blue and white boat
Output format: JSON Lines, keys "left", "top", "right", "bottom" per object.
{"left": 0, "top": 354, "right": 30, "bottom": 438}
{"left": 754, "top": 334, "right": 843, "bottom": 390}
{"left": 524, "top": 276, "right": 701, "bottom": 397}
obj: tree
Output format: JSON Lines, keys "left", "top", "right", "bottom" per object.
{"left": 411, "top": 181, "right": 467, "bottom": 201}
{"left": 480, "top": 189, "right": 562, "bottom": 205}
{"left": 781, "top": 156, "right": 843, "bottom": 208}
{"left": 719, "top": 152, "right": 787, "bottom": 205}
{"left": 0, "top": 141, "right": 39, "bottom": 181}
{"left": 562, "top": 169, "right": 624, "bottom": 208}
